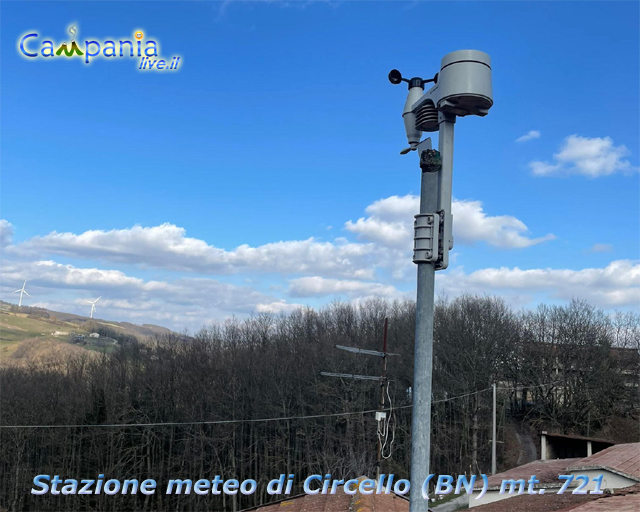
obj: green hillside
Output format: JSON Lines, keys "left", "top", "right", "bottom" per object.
{"left": 0, "top": 301, "right": 175, "bottom": 361}
{"left": 0, "top": 309, "right": 86, "bottom": 356}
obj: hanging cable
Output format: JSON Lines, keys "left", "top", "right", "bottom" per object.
{"left": 1, "top": 385, "right": 499, "bottom": 429}
{"left": 381, "top": 380, "right": 396, "bottom": 459}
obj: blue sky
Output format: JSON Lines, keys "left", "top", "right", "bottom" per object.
{"left": 1, "top": 1, "right": 638, "bottom": 330}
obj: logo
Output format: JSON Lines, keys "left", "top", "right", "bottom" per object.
{"left": 18, "top": 24, "right": 181, "bottom": 71}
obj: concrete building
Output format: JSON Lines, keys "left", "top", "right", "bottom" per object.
{"left": 470, "top": 442, "right": 640, "bottom": 508}
{"left": 469, "top": 458, "right": 579, "bottom": 508}
{"left": 565, "top": 443, "right": 640, "bottom": 492}
{"left": 541, "top": 432, "right": 614, "bottom": 460}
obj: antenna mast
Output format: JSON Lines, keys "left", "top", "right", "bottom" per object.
{"left": 320, "top": 317, "right": 398, "bottom": 479}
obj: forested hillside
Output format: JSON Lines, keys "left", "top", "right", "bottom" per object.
{"left": 1, "top": 296, "right": 638, "bottom": 512}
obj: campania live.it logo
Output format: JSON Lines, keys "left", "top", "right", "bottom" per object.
{"left": 18, "top": 24, "right": 181, "bottom": 71}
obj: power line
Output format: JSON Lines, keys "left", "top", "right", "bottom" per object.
{"left": 0, "top": 386, "right": 494, "bottom": 430}
{"left": 3, "top": 380, "right": 576, "bottom": 430}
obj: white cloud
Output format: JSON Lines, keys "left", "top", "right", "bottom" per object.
{"left": 530, "top": 135, "right": 634, "bottom": 177}
{"left": 589, "top": 243, "right": 613, "bottom": 253}
{"left": 437, "top": 260, "right": 640, "bottom": 308}
{"left": 4, "top": 188, "right": 633, "bottom": 330}
{"left": 516, "top": 130, "right": 541, "bottom": 142}
{"left": 0, "top": 259, "right": 301, "bottom": 330}
{"left": 1, "top": 259, "right": 147, "bottom": 290}
{"left": 529, "top": 161, "right": 561, "bottom": 176}
{"left": 5, "top": 191, "right": 555, "bottom": 292}
{"left": 288, "top": 276, "right": 401, "bottom": 298}
{"left": 0, "top": 219, "right": 14, "bottom": 247}
{"left": 256, "top": 301, "right": 304, "bottom": 314}
{"left": 454, "top": 200, "right": 556, "bottom": 248}
{"left": 345, "top": 195, "right": 555, "bottom": 250}
{"left": 10, "top": 223, "right": 377, "bottom": 280}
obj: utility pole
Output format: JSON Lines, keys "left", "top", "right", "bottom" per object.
{"left": 389, "top": 50, "right": 493, "bottom": 512}
{"left": 492, "top": 382, "right": 497, "bottom": 475}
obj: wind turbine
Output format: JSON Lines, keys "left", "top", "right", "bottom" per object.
{"left": 85, "top": 297, "right": 101, "bottom": 319}
{"left": 13, "top": 281, "right": 30, "bottom": 307}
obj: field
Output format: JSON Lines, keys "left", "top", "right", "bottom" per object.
{"left": 0, "top": 301, "right": 172, "bottom": 363}
{"left": 0, "top": 309, "right": 87, "bottom": 357}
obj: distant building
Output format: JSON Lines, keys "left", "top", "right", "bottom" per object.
{"left": 504, "top": 344, "right": 639, "bottom": 406}
{"left": 541, "top": 432, "right": 614, "bottom": 460}
{"left": 470, "top": 442, "right": 640, "bottom": 508}
{"left": 470, "top": 458, "right": 579, "bottom": 508}
{"left": 89, "top": 332, "right": 100, "bottom": 338}
{"left": 566, "top": 443, "right": 640, "bottom": 492}
{"left": 70, "top": 333, "right": 85, "bottom": 343}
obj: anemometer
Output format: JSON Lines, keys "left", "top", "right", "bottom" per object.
{"left": 389, "top": 49, "right": 493, "bottom": 270}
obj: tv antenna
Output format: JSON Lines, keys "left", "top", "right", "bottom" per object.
{"left": 320, "top": 318, "right": 399, "bottom": 478}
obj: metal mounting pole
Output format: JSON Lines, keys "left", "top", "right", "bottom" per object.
{"left": 409, "top": 139, "right": 439, "bottom": 512}
{"left": 391, "top": 50, "right": 492, "bottom": 512}
{"left": 436, "top": 112, "right": 455, "bottom": 270}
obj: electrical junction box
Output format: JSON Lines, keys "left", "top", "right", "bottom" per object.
{"left": 375, "top": 411, "right": 387, "bottom": 422}
{"left": 413, "top": 213, "right": 439, "bottom": 263}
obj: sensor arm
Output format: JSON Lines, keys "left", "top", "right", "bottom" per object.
{"left": 436, "top": 112, "right": 455, "bottom": 270}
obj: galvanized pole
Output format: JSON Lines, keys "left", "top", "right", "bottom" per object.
{"left": 492, "top": 382, "right": 497, "bottom": 475}
{"left": 437, "top": 113, "right": 456, "bottom": 263}
{"left": 409, "top": 143, "right": 439, "bottom": 512}
{"left": 410, "top": 115, "right": 455, "bottom": 512}
{"left": 392, "top": 50, "right": 493, "bottom": 512}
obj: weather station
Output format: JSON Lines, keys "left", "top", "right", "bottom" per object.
{"left": 389, "top": 49, "right": 494, "bottom": 512}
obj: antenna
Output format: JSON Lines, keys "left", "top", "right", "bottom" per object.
{"left": 13, "top": 281, "right": 31, "bottom": 307}
{"left": 84, "top": 296, "right": 101, "bottom": 319}
{"left": 320, "top": 318, "right": 397, "bottom": 479}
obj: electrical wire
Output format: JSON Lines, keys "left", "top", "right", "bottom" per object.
{"left": 2, "top": 380, "right": 571, "bottom": 430}
{"left": 0, "top": 385, "right": 495, "bottom": 429}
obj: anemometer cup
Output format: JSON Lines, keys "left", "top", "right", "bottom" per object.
{"left": 388, "top": 69, "right": 403, "bottom": 85}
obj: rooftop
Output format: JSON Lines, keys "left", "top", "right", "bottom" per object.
{"left": 474, "top": 458, "right": 580, "bottom": 490}
{"left": 566, "top": 442, "right": 640, "bottom": 482}
{"left": 241, "top": 479, "right": 414, "bottom": 512}
{"left": 471, "top": 483, "right": 640, "bottom": 512}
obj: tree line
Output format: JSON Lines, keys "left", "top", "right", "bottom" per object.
{"left": 1, "top": 296, "right": 638, "bottom": 511}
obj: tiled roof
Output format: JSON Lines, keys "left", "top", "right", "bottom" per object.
{"left": 474, "top": 458, "right": 581, "bottom": 490}
{"left": 248, "top": 492, "right": 410, "bottom": 512}
{"left": 242, "top": 479, "right": 412, "bottom": 512}
{"left": 472, "top": 483, "right": 640, "bottom": 512}
{"left": 567, "top": 492, "right": 640, "bottom": 512}
{"left": 566, "top": 442, "right": 640, "bottom": 482}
